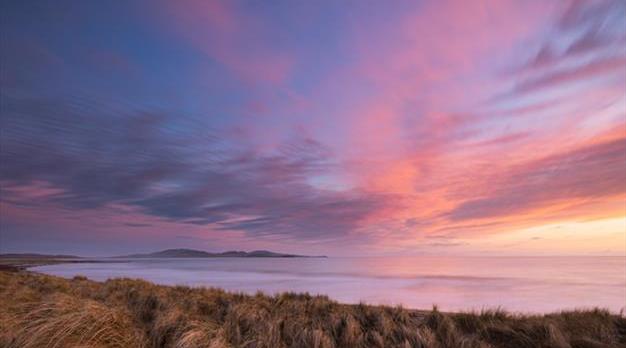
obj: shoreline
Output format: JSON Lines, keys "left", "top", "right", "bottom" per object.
{"left": 0, "top": 257, "right": 128, "bottom": 272}
{"left": 1, "top": 257, "right": 433, "bottom": 315}
{"left": 1, "top": 269, "right": 624, "bottom": 348}
{"left": 4, "top": 257, "right": 625, "bottom": 316}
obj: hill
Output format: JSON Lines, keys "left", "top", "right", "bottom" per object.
{"left": 120, "top": 248, "right": 324, "bottom": 258}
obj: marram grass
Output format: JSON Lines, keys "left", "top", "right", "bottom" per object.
{"left": 0, "top": 271, "right": 624, "bottom": 348}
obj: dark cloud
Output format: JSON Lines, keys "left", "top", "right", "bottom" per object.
{"left": 426, "top": 241, "right": 468, "bottom": 248}
{"left": 524, "top": 29, "right": 624, "bottom": 72}
{"left": 124, "top": 223, "right": 152, "bottom": 228}
{"left": 512, "top": 0, "right": 625, "bottom": 84}
{"left": 448, "top": 136, "right": 626, "bottom": 221}
{"left": 0, "top": 94, "right": 392, "bottom": 241}
{"left": 565, "top": 29, "right": 620, "bottom": 56}
{"left": 515, "top": 55, "right": 626, "bottom": 94}
{"left": 468, "top": 132, "right": 530, "bottom": 148}
{"left": 558, "top": 0, "right": 624, "bottom": 32}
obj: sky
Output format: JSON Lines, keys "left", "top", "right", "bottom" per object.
{"left": 0, "top": 0, "right": 625, "bottom": 257}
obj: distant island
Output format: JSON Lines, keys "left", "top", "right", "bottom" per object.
{"left": 0, "top": 248, "right": 326, "bottom": 260}
{"left": 118, "top": 248, "right": 326, "bottom": 258}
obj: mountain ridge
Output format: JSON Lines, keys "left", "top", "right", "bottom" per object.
{"left": 0, "top": 249, "right": 327, "bottom": 259}
{"left": 118, "top": 248, "right": 326, "bottom": 258}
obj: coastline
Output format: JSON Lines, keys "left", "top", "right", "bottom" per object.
{"left": 0, "top": 257, "right": 126, "bottom": 272}
{"left": 1, "top": 259, "right": 624, "bottom": 347}
{"left": 6, "top": 256, "right": 626, "bottom": 314}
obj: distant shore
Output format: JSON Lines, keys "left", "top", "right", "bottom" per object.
{"left": 0, "top": 259, "right": 624, "bottom": 348}
{"left": 0, "top": 256, "right": 127, "bottom": 272}
{"left": 0, "top": 249, "right": 326, "bottom": 272}
{"left": 0, "top": 248, "right": 326, "bottom": 273}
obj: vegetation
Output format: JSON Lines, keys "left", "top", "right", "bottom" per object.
{"left": 0, "top": 270, "right": 624, "bottom": 348}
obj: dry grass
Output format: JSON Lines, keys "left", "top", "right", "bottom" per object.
{"left": 0, "top": 271, "right": 624, "bottom": 348}
{"left": 6, "top": 293, "right": 145, "bottom": 348}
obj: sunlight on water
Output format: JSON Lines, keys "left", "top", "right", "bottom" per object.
{"left": 32, "top": 256, "right": 626, "bottom": 313}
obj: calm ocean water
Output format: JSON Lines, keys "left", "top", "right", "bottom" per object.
{"left": 32, "top": 256, "right": 626, "bottom": 313}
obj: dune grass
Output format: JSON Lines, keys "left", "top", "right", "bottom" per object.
{"left": 0, "top": 270, "right": 624, "bottom": 348}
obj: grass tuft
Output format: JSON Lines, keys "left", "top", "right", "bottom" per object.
{"left": 0, "top": 271, "right": 623, "bottom": 348}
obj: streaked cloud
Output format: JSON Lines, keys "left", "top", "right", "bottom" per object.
{"left": 448, "top": 134, "right": 626, "bottom": 221}
{"left": 1, "top": 0, "right": 624, "bottom": 255}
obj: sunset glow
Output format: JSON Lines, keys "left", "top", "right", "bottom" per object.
{"left": 1, "top": 0, "right": 625, "bottom": 256}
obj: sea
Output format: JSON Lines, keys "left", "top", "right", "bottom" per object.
{"left": 31, "top": 256, "right": 626, "bottom": 313}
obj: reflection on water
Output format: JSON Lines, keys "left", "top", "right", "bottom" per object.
{"left": 32, "top": 256, "right": 626, "bottom": 313}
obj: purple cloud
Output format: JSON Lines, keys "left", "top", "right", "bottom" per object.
{"left": 448, "top": 136, "right": 626, "bottom": 221}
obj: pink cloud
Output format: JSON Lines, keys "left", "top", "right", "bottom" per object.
{"left": 157, "top": 0, "right": 294, "bottom": 85}
{"left": 515, "top": 55, "right": 626, "bottom": 94}
{"left": 448, "top": 135, "right": 626, "bottom": 221}
{"left": 2, "top": 0, "right": 624, "bottom": 255}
